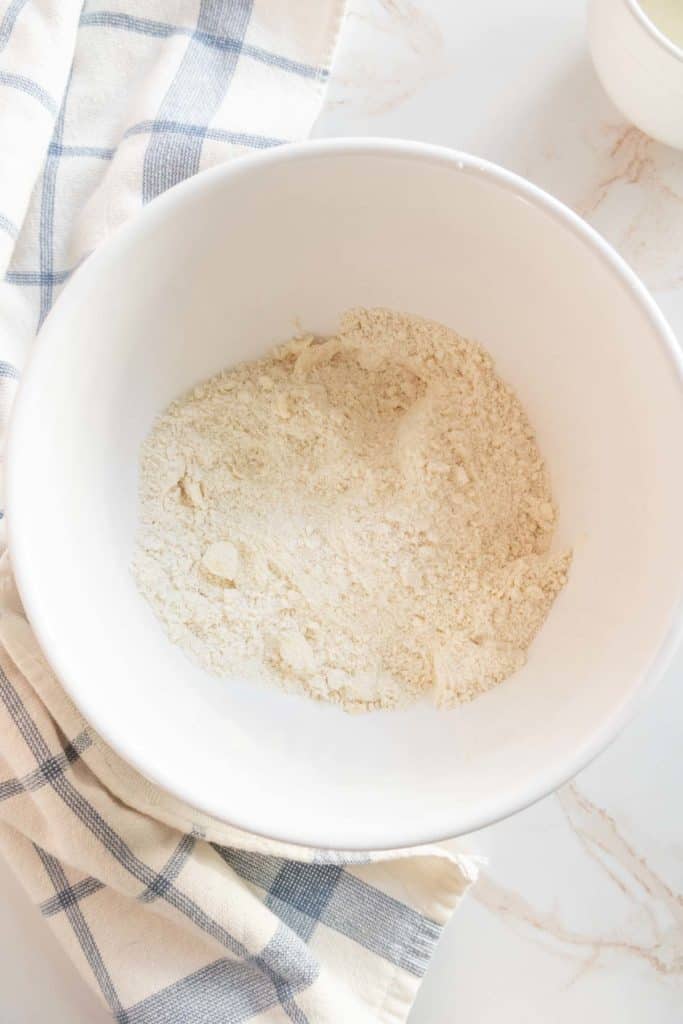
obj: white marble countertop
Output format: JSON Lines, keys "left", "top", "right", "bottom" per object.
{"left": 2, "top": 2, "right": 682, "bottom": 1021}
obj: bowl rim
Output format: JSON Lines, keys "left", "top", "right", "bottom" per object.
{"left": 8, "top": 137, "right": 683, "bottom": 850}
{"left": 625, "top": 0, "right": 683, "bottom": 64}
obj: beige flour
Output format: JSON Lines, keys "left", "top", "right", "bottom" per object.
{"left": 133, "top": 309, "right": 571, "bottom": 712}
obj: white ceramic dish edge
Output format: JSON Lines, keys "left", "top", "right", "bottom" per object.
{"left": 588, "top": 0, "right": 683, "bottom": 150}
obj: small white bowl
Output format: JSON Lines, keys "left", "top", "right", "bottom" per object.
{"left": 589, "top": 0, "right": 683, "bottom": 149}
{"left": 8, "top": 140, "right": 683, "bottom": 849}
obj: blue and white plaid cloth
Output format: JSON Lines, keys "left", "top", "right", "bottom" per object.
{"left": 0, "top": 3, "right": 477, "bottom": 1021}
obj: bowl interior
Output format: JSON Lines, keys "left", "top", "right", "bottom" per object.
{"left": 10, "top": 143, "right": 683, "bottom": 848}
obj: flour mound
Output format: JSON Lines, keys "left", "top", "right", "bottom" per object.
{"left": 134, "top": 309, "right": 570, "bottom": 712}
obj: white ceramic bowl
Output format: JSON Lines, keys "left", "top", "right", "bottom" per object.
{"left": 8, "top": 140, "right": 683, "bottom": 850}
{"left": 588, "top": 0, "right": 683, "bottom": 150}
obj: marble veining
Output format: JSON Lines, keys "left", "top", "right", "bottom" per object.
{"left": 576, "top": 124, "right": 683, "bottom": 291}
{"left": 474, "top": 785, "right": 683, "bottom": 977}
{"left": 324, "top": 0, "right": 446, "bottom": 115}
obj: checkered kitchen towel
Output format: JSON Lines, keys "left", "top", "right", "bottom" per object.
{"left": 0, "top": 2, "right": 477, "bottom": 1022}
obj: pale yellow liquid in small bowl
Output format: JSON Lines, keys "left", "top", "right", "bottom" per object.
{"left": 639, "top": 0, "right": 683, "bottom": 48}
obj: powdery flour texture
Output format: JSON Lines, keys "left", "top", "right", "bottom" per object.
{"left": 134, "top": 309, "right": 571, "bottom": 711}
